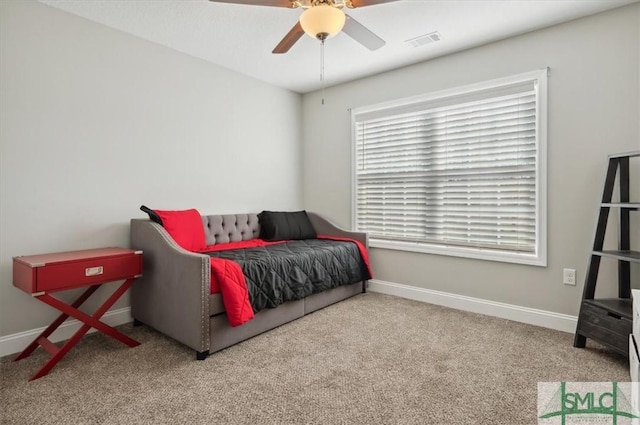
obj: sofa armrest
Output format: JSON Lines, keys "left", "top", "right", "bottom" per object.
{"left": 130, "top": 219, "right": 210, "bottom": 353}
{"left": 307, "top": 212, "right": 368, "bottom": 249}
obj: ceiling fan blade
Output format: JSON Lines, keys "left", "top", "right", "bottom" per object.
{"left": 342, "top": 14, "right": 385, "bottom": 51}
{"left": 208, "top": 0, "right": 295, "bottom": 8}
{"left": 348, "top": 0, "right": 400, "bottom": 8}
{"left": 272, "top": 22, "right": 305, "bottom": 54}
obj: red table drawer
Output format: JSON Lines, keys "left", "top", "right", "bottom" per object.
{"left": 13, "top": 247, "right": 142, "bottom": 293}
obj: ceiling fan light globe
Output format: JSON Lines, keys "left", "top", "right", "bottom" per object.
{"left": 300, "top": 5, "right": 346, "bottom": 39}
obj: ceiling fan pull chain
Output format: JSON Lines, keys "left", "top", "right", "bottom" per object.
{"left": 321, "top": 38, "right": 325, "bottom": 105}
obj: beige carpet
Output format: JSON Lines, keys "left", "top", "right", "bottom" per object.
{"left": 0, "top": 293, "right": 630, "bottom": 425}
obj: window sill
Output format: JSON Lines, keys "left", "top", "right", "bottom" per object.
{"left": 370, "top": 238, "right": 547, "bottom": 267}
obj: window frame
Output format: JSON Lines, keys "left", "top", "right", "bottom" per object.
{"left": 351, "top": 69, "right": 548, "bottom": 267}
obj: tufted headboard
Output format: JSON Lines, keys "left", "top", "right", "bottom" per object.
{"left": 202, "top": 214, "right": 260, "bottom": 245}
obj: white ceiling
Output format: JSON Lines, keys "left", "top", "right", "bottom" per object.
{"left": 39, "top": 0, "right": 637, "bottom": 93}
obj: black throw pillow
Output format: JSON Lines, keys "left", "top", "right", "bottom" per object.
{"left": 258, "top": 210, "right": 317, "bottom": 241}
{"left": 140, "top": 205, "right": 163, "bottom": 226}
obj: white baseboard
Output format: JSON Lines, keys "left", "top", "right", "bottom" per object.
{"left": 0, "top": 307, "right": 132, "bottom": 358}
{"left": 368, "top": 279, "right": 577, "bottom": 334}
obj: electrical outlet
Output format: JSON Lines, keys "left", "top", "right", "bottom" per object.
{"left": 563, "top": 268, "right": 576, "bottom": 285}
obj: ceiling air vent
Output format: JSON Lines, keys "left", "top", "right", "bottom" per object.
{"left": 405, "top": 31, "right": 441, "bottom": 48}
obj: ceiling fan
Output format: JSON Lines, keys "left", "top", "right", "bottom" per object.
{"left": 208, "top": 0, "right": 399, "bottom": 54}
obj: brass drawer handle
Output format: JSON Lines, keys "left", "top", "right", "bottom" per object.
{"left": 85, "top": 266, "right": 104, "bottom": 277}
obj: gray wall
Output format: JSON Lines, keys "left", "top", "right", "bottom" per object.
{"left": 0, "top": 1, "right": 302, "bottom": 337}
{"left": 302, "top": 4, "right": 640, "bottom": 316}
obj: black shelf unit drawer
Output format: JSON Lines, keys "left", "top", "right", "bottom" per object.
{"left": 577, "top": 300, "right": 633, "bottom": 355}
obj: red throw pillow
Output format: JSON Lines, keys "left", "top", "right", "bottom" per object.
{"left": 153, "top": 209, "right": 206, "bottom": 252}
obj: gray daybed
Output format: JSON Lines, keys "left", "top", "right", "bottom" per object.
{"left": 129, "top": 212, "right": 368, "bottom": 360}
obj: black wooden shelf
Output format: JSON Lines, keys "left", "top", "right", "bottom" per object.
{"left": 574, "top": 151, "right": 639, "bottom": 357}
{"left": 592, "top": 250, "right": 640, "bottom": 263}
{"left": 601, "top": 203, "right": 640, "bottom": 210}
{"left": 584, "top": 298, "right": 633, "bottom": 320}
{"left": 609, "top": 151, "right": 640, "bottom": 159}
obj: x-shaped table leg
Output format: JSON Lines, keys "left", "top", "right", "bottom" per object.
{"left": 14, "top": 279, "right": 139, "bottom": 381}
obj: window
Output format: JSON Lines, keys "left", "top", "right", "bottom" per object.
{"left": 352, "top": 70, "right": 547, "bottom": 266}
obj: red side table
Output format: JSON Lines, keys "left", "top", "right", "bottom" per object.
{"left": 12, "top": 247, "right": 143, "bottom": 381}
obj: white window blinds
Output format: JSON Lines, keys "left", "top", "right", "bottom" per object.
{"left": 353, "top": 71, "right": 546, "bottom": 262}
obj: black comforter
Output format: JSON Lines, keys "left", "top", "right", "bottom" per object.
{"left": 207, "top": 239, "right": 370, "bottom": 313}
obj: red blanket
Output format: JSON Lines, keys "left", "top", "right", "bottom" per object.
{"left": 202, "top": 239, "right": 283, "bottom": 326}
{"left": 200, "top": 237, "right": 372, "bottom": 327}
